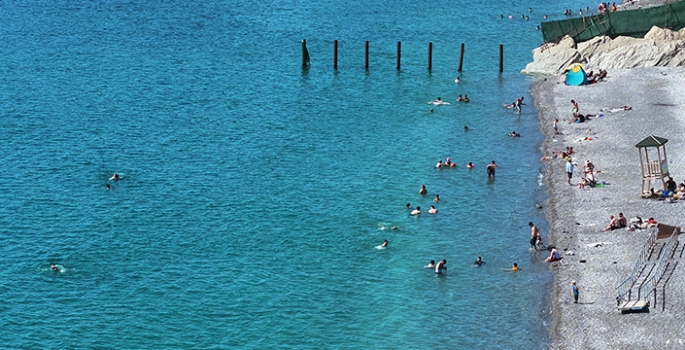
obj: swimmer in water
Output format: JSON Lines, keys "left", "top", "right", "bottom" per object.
{"left": 435, "top": 259, "right": 447, "bottom": 274}
{"left": 51, "top": 264, "right": 59, "bottom": 271}
{"left": 406, "top": 203, "right": 412, "bottom": 209}
{"left": 425, "top": 260, "right": 436, "bottom": 268}
{"left": 428, "top": 205, "right": 438, "bottom": 214}
{"left": 106, "top": 184, "right": 111, "bottom": 190}
{"left": 381, "top": 240, "right": 388, "bottom": 247}
{"left": 110, "top": 173, "right": 120, "bottom": 180}
{"left": 431, "top": 97, "right": 443, "bottom": 104}
{"left": 410, "top": 206, "right": 422, "bottom": 216}
{"left": 512, "top": 263, "right": 519, "bottom": 271}
{"left": 419, "top": 185, "right": 427, "bottom": 195}
{"left": 475, "top": 257, "right": 484, "bottom": 266}
{"left": 467, "top": 162, "right": 475, "bottom": 168}
{"left": 464, "top": 126, "right": 469, "bottom": 132}
{"left": 433, "top": 194, "right": 440, "bottom": 203}
{"left": 435, "top": 159, "right": 443, "bottom": 168}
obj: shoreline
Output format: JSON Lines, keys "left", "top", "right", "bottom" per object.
{"left": 531, "top": 67, "right": 685, "bottom": 349}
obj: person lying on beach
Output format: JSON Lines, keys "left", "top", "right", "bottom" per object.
{"left": 587, "top": 69, "right": 607, "bottom": 84}
{"left": 541, "top": 151, "right": 568, "bottom": 161}
{"left": 572, "top": 114, "right": 586, "bottom": 123}
{"left": 601, "top": 106, "right": 632, "bottom": 113}
{"left": 545, "top": 247, "right": 561, "bottom": 262}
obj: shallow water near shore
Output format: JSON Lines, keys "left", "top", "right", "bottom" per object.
{"left": 0, "top": 0, "right": 594, "bottom": 348}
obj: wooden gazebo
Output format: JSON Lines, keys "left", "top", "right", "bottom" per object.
{"left": 635, "top": 135, "right": 669, "bottom": 197}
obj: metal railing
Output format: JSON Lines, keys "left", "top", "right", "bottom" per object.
{"left": 615, "top": 228, "right": 658, "bottom": 304}
{"left": 638, "top": 229, "right": 679, "bottom": 301}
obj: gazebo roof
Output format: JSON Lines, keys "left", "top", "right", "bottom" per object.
{"left": 635, "top": 135, "right": 669, "bottom": 148}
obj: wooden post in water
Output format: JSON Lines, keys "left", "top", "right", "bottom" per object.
{"left": 428, "top": 42, "right": 433, "bottom": 71}
{"left": 333, "top": 40, "right": 338, "bottom": 69}
{"left": 302, "top": 39, "right": 310, "bottom": 68}
{"left": 396, "top": 41, "right": 401, "bottom": 70}
{"left": 458, "top": 43, "right": 465, "bottom": 72}
{"left": 364, "top": 41, "right": 369, "bottom": 70}
{"left": 499, "top": 44, "right": 504, "bottom": 72}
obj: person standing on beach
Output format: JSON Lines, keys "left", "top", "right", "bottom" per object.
{"left": 486, "top": 161, "right": 498, "bottom": 178}
{"left": 529, "top": 222, "right": 542, "bottom": 248}
{"left": 571, "top": 99, "right": 579, "bottom": 118}
{"left": 553, "top": 119, "right": 560, "bottom": 135}
{"left": 572, "top": 281, "right": 579, "bottom": 303}
{"left": 566, "top": 158, "right": 574, "bottom": 185}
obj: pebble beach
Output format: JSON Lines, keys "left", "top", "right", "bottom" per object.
{"left": 533, "top": 67, "right": 685, "bottom": 349}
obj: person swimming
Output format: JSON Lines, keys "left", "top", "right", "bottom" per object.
{"left": 381, "top": 240, "right": 388, "bottom": 247}
{"left": 428, "top": 205, "right": 438, "bottom": 214}
{"left": 433, "top": 194, "right": 440, "bottom": 203}
{"left": 110, "top": 173, "right": 120, "bottom": 180}
{"left": 406, "top": 203, "right": 412, "bottom": 209}
{"left": 511, "top": 263, "right": 519, "bottom": 271}
{"left": 475, "top": 257, "right": 484, "bottom": 266}
{"left": 51, "top": 264, "right": 59, "bottom": 271}
{"left": 467, "top": 162, "right": 475, "bottom": 168}
{"left": 508, "top": 131, "right": 520, "bottom": 137}
{"left": 462, "top": 94, "right": 470, "bottom": 102}
{"left": 425, "top": 260, "right": 436, "bottom": 268}
{"left": 435, "top": 259, "right": 447, "bottom": 274}
{"left": 410, "top": 206, "right": 421, "bottom": 216}
{"left": 431, "top": 97, "right": 448, "bottom": 105}
{"left": 106, "top": 184, "right": 111, "bottom": 190}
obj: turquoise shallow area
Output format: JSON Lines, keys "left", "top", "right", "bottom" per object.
{"left": 0, "top": 0, "right": 590, "bottom": 348}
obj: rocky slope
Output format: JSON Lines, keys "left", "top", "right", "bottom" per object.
{"left": 522, "top": 26, "right": 685, "bottom": 75}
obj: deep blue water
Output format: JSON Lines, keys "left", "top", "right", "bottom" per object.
{"left": 0, "top": 0, "right": 593, "bottom": 348}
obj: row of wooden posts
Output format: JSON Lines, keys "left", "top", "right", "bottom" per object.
{"left": 301, "top": 39, "right": 505, "bottom": 72}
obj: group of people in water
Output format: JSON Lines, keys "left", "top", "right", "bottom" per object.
{"left": 503, "top": 97, "right": 525, "bottom": 114}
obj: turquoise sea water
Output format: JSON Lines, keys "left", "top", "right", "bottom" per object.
{"left": 0, "top": 0, "right": 592, "bottom": 348}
